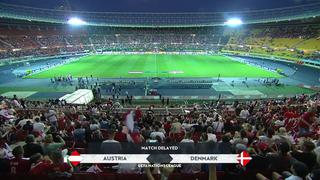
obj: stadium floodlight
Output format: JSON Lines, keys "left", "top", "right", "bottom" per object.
{"left": 67, "top": 17, "right": 87, "bottom": 26}
{"left": 224, "top": 18, "right": 243, "bottom": 27}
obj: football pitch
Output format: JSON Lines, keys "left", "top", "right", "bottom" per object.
{"left": 27, "top": 54, "right": 282, "bottom": 78}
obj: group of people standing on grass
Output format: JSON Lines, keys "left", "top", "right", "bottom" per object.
{"left": 50, "top": 75, "right": 73, "bottom": 84}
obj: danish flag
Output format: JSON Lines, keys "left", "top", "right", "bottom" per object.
{"left": 236, "top": 151, "right": 252, "bottom": 167}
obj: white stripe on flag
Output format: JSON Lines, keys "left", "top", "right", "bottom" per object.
{"left": 68, "top": 156, "right": 83, "bottom": 162}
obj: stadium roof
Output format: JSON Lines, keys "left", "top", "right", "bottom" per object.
{"left": 0, "top": 2, "right": 320, "bottom": 27}
{"left": 0, "top": 0, "right": 319, "bottom": 13}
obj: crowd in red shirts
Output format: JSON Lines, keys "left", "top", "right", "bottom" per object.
{"left": 0, "top": 93, "right": 319, "bottom": 179}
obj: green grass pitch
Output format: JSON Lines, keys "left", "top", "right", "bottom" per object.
{"left": 26, "top": 54, "right": 282, "bottom": 78}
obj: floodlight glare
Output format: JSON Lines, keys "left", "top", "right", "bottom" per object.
{"left": 67, "top": 17, "right": 87, "bottom": 26}
{"left": 224, "top": 18, "right": 243, "bottom": 26}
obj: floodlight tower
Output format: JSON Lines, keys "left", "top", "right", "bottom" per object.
{"left": 67, "top": 18, "right": 87, "bottom": 26}
{"left": 56, "top": 0, "right": 72, "bottom": 11}
{"left": 65, "top": 0, "right": 72, "bottom": 10}
{"left": 64, "top": 1, "right": 87, "bottom": 26}
{"left": 224, "top": 18, "right": 243, "bottom": 27}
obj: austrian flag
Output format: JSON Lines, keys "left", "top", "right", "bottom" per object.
{"left": 68, "top": 151, "right": 82, "bottom": 166}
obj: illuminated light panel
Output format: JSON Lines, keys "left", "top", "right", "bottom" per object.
{"left": 224, "top": 18, "right": 243, "bottom": 26}
{"left": 67, "top": 17, "right": 87, "bottom": 26}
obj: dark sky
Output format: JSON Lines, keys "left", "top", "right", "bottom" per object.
{"left": 0, "top": 0, "right": 319, "bottom": 12}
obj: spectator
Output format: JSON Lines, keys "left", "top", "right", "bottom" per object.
{"left": 171, "top": 118, "right": 182, "bottom": 134}
{"left": 231, "top": 130, "right": 248, "bottom": 145}
{"left": 114, "top": 126, "right": 128, "bottom": 142}
{"left": 33, "top": 117, "right": 45, "bottom": 133}
{"left": 272, "top": 127, "right": 295, "bottom": 146}
{"left": 218, "top": 134, "right": 233, "bottom": 154}
{"left": 29, "top": 153, "right": 51, "bottom": 176}
{"left": 273, "top": 161, "right": 309, "bottom": 180}
{"left": 212, "top": 115, "right": 224, "bottom": 134}
{"left": 22, "top": 120, "right": 33, "bottom": 132}
{"left": 290, "top": 140, "right": 317, "bottom": 171}
{"left": 239, "top": 106, "right": 250, "bottom": 120}
{"left": 207, "top": 127, "right": 217, "bottom": 142}
{"left": 73, "top": 123, "right": 86, "bottom": 142}
{"left": 42, "top": 134, "right": 65, "bottom": 156}
{"left": 9, "top": 146, "right": 30, "bottom": 175}
{"left": 45, "top": 109, "right": 58, "bottom": 127}
{"left": 100, "top": 125, "right": 121, "bottom": 154}
{"left": 267, "top": 141, "right": 292, "bottom": 173}
{"left": 23, "top": 134, "right": 43, "bottom": 158}
{"left": 0, "top": 145, "right": 10, "bottom": 175}
{"left": 298, "top": 107, "right": 317, "bottom": 136}
{"left": 150, "top": 125, "right": 165, "bottom": 141}
{"left": 48, "top": 151, "right": 72, "bottom": 178}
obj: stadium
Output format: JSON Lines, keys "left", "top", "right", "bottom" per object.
{"left": 0, "top": 0, "right": 319, "bottom": 180}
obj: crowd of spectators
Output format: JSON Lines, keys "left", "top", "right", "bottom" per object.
{"left": 0, "top": 25, "right": 227, "bottom": 60}
{"left": 1, "top": 20, "right": 319, "bottom": 61}
{"left": 0, "top": 92, "right": 319, "bottom": 179}
{"left": 224, "top": 23, "right": 320, "bottom": 61}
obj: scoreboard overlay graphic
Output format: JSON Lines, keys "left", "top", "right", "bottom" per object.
{"left": 66, "top": 151, "right": 252, "bottom": 167}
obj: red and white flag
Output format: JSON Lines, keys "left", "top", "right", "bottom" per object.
{"left": 125, "top": 111, "right": 134, "bottom": 133}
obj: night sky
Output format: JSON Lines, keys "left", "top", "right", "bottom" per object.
{"left": 0, "top": 0, "right": 319, "bottom": 12}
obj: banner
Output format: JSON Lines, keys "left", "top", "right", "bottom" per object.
{"left": 66, "top": 151, "right": 252, "bottom": 167}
